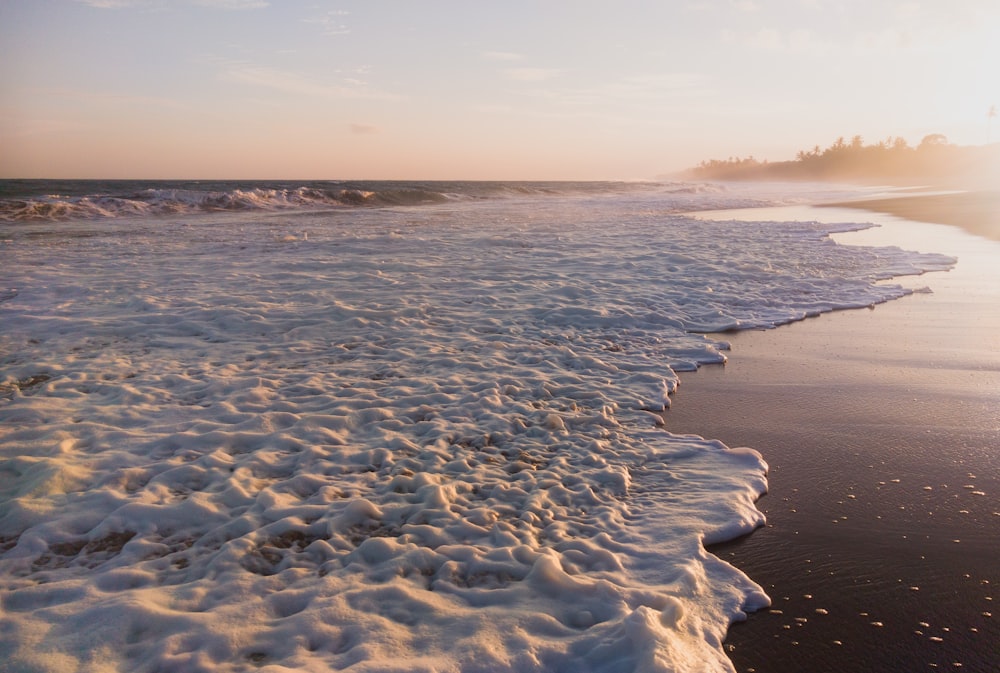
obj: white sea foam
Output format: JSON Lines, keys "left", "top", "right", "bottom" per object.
{"left": 0, "top": 187, "right": 954, "bottom": 671}
{"left": 0, "top": 178, "right": 881, "bottom": 223}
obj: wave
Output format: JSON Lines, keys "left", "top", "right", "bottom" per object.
{"left": 0, "top": 186, "right": 957, "bottom": 672}
{"left": 0, "top": 183, "right": 458, "bottom": 222}
{"left": 0, "top": 179, "right": 738, "bottom": 223}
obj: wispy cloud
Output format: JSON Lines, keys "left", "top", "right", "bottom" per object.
{"left": 483, "top": 51, "right": 524, "bottom": 62}
{"left": 502, "top": 67, "right": 562, "bottom": 82}
{"left": 497, "top": 71, "right": 711, "bottom": 111}
{"left": 304, "top": 9, "right": 351, "bottom": 35}
{"left": 222, "top": 62, "right": 398, "bottom": 100}
{"left": 75, "top": 0, "right": 149, "bottom": 7}
{"left": 0, "top": 116, "right": 88, "bottom": 139}
{"left": 38, "top": 86, "right": 192, "bottom": 111}
{"left": 192, "top": 0, "right": 268, "bottom": 8}
{"left": 76, "top": 0, "right": 267, "bottom": 8}
{"left": 722, "top": 26, "right": 822, "bottom": 53}
{"left": 744, "top": 27, "right": 782, "bottom": 50}
{"left": 619, "top": 72, "right": 708, "bottom": 94}
{"left": 1, "top": 87, "right": 190, "bottom": 138}
{"left": 350, "top": 123, "right": 379, "bottom": 135}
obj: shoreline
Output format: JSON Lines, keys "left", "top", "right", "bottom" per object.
{"left": 672, "top": 201, "right": 1000, "bottom": 672}
{"left": 821, "top": 190, "right": 1000, "bottom": 242}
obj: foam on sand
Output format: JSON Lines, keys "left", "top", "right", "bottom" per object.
{"left": 0, "top": 188, "right": 954, "bottom": 671}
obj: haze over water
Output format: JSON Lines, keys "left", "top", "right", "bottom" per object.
{"left": 2, "top": 1, "right": 999, "bottom": 180}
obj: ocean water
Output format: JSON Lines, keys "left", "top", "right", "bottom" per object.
{"left": 0, "top": 181, "right": 955, "bottom": 672}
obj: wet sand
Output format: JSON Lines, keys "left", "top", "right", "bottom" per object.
{"left": 823, "top": 190, "right": 1000, "bottom": 242}
{"left": 669, "top": 204, "right": 1000, "bottom": 672}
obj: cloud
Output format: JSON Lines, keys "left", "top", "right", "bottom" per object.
{"left": 483, "top": 70, "right": 714, "bottom": 127}
{"left": 38, "top": 86, "right": 192, "bottom": 111}
{"left": 350, "top": 123, "right": 379, "bottom": 135}
{"left": 0, "top": 116, "right": 88, "bottom": 139}
{"left": 75, "top": 0, "right": 148, "bottom": 7}
{"left": 570, "top": 73, "right": 711, "bottom": 106}
{"left": 483, "top": 51, "right": 524, "bottom": 62}
{"left": 502, "top": 68, "right": 562, "bottom": 82}
{"left": 75, "top": 0, "right": 267, "bottom": 8}
{"left": 623, "top": 72, "right": 706, "bottom": 89}
{"left": 192, "top": 0, "right": 268, "bottom": 7}
{"left": 222, "top": 63, "right": 398, "bottom": 100}
{"left": 745, "top": 27, "right": 782, "bottom": 50}
{"left": 304, "top": 9, "right": 351, "bottom": 35}
{"left": 721, "top": 26, "right": 825, "bottom": 54}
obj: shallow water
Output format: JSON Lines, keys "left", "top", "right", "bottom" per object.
{"left": 0, "top": 185, "right": 961, "bottom": 672}
{"left": 671, "top": 206, "right": 1000, "bottom": 673}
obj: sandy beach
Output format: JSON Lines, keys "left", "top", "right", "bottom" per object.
{"left": 12, "top": 183, "right": 917, "bottom": 672}
{"left": 1, "top": 182, "right": 991, "bottom": 671}
{"left": 670, "top": 201, "right": 1000, "bottom": 672}
{"left": 823, "top": 190, "right": 1000, "bottom": 242}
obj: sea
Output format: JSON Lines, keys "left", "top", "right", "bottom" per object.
{"left": 0, "top": 180, "right": 957, "bottom": 672}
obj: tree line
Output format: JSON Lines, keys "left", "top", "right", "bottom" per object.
{"left": 682, "top": 134, "right": 999, "bottom": 184}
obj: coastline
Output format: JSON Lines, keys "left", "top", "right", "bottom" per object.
{"left": 821, "top": 190, "right": 1000, "bottom": 242}
{"left": 672, "top": 201, "right": 1000, "bottom": 672}
{"left": 3, "top": 185, "right": 895, "bottom": 672}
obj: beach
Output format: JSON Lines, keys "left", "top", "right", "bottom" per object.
{"left": 669, "top": 201, "right": 1000, "bottom": 672}
{"left": 0, "top": 181, "right": 989, "bottom": 671}
{"left": 823, "top": 190, "right": 1000, "bottom": 242}
{"left": 7, "top": 181, "right": 947, "bottom": 673}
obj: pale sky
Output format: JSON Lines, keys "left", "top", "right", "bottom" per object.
{"left": 1, "top": 0, "right": 998, "bottom": 180}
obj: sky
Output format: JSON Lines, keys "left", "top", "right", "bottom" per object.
{"left": 1, "top": 0, "right": 998, "bottom": 180}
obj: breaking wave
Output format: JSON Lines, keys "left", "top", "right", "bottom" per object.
{"left": 0, "top": 184, "right": 454, "bottom": 222}
{"left": 0, "top": 179, "right": 773, "bottom": 223}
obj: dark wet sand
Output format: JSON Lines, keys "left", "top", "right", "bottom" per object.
{"left": 670, "top": 204, "right": 1000, "bottom": 673}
